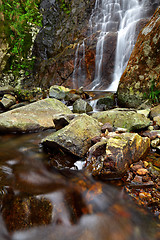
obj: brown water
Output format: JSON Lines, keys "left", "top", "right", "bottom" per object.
{"left": 0, "top": 131, "right": 159, "bottom": 240}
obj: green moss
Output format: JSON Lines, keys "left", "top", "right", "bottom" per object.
{"left": 0, "top": 0, "right": 42, "bottom": 80}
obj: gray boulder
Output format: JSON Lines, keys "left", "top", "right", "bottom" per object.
{"left": 92, "top": 108, "right": 151, "bottom": 132}
{"left": 0, "top": 98, "right": 72, "bottom": 133}
{"left": 42, "top": 114, "right": 101, "bottom": 157}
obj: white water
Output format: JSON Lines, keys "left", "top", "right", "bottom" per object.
{"left": 89, "top": 0, "right": 121, "bottom": 90}
{"left": 72, "top": 41, "right": 86, "bottom": 89}
{"left": 72, "top": 0, "right": 153, "bottom": 91}
{"left": 107, "top": 0, "right": 148, "bottom": 91}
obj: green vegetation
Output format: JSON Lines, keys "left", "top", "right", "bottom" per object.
{"left": 0, "top": 0, "right": 42, "bottom": 79}
{"left": 58, "top": 0, "right": 71, "bottom": 15}
{"left": 144, "top": 79, "right": 160, "bottom": 103}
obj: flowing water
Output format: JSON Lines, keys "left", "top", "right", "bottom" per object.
{"left": 72, "top": 0, "right": 157, "bottom": 91}
{"left": 0, "top": 131, "right": 159, "bottom": 240}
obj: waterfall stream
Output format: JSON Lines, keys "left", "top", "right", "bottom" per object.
{"left": 72, "top": 0, "right": 154, "bottom": 91}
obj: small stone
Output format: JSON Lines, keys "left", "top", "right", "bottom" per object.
{"left": 1, "top": 94, "right": 16, "bottom": 109}
{"left": 136, "top": 168, "right": 148, "bottom": 176}
{"left": 142, "top": 175, "right": 151, "bottom": 182}
{"left": 115, "top": 127, "right": 128, "bottom": 133}
{"left": 91, "top": 136, "right": 102, "bottom": 144}
{"left": 142, "top": 130, "right": 158, "bottom": 140}
{"left": 148, "top": 126, "right": 154, "bottom": 131}
{"left": 132, "top": 175, "right": 143, "bottom": 184}
{"left": 151, "top": 138, "right": 160, "bottom": 148}
{"left": 143, "top": 161, "right": 149, "bottom": 168}
{"left": 101, "top": 122, "right": 113, "bottom": 132}
{"left": 126, "top": 172, "right": 133, "bottom": 182}
{"left": 130, "top": 164, "right": 143, "bottom": 172}
{"left": 104, "top": 129, "right": 109, "bottom": 136}
{"left": 139, "top": 191, "right": 152, "bottom": 200}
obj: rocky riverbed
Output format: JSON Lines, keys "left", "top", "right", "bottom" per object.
{"left": 0, "top": 85, "right": 160, "bottom": 239}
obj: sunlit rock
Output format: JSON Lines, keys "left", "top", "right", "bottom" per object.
{"left": 0, "top": 98, "right": 72, "bottom": 133}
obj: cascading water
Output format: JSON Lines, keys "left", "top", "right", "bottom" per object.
{"left": 88, "top": 0, "right": 122, "bottom": 90}
{"left": 72, "top": 0, "right": 155, "bottom": 91}
{"left": 107, "top": 0, "right": 150, "bottom": 91}
{"left": 72, "top": 41, "right": 86, "bottom": 89}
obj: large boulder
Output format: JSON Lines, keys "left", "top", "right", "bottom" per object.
{"left": 92, "top": 108, "right": 151, "bottom": 132}
{"left": 117, "top": 7, "right": 160, "bottom": 108}
{"left": 42, "top": 114, "right": 101, "bottom": 158}
{"left": 86, "top": 133, "right": 150, "bottom": 179}
{"left": 0, "top": 98, "right": 72, "bottom": 133}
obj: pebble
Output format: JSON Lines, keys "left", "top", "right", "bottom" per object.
{"left": 130, "top": 164, "right": 143, "bottom": 172}
{"left": 131, "top": 175, "right": 143, "bottom": 184}
{"left": 151, "top": 138, "right": 160, "bottom": 148}
{"left": 136, "top": 168, "right": 148, "bottom": 176}
{"left": 139, "top": 191, "right": 152, "bottom": 200}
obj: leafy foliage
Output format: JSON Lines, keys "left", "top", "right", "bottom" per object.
{"left": 0, "top": 0, "right": 42, "bottom": 79}
{"left": 144, "top": 79, "right": 160, "bottom": 103}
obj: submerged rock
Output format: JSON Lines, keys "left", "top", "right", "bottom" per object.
{"left": 92, "top": 108, "right": 151, "bottom": 132}
{"left": 42, "top": 114, "right": 101, "bottom": 157}
{"left": 86, "top": 133, "right": 150, "bottom": 179}
{"left": 0, "top": 98, "right": 72, "bottom": 133}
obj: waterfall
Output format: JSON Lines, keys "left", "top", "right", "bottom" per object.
{"left": 72, "top": 0, "right": 154, "bottom": 91}
{"left": 107, "top": 0, "right": 148, "bottom": 91}
{"left": 72, "top": 41, "right": 86, "bottom": 89}
{"left": 88, "top": 0, "right": 121, "bottom": 90}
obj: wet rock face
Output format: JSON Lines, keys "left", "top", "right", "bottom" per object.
{"left": 117, "top": 6, "right": 160, "bottom": 108}
{"left": 33, "top": 0, "right": 95, "bottom": 60}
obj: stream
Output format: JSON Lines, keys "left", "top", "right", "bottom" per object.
{"left": 0, "top": 130, "right": 159, "bottom": 240}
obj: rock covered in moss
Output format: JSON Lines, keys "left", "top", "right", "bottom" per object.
{"left": 86, "top": 133, "right": 150, "bottom": 179}
{"left": 0, "top": 98, "right": 72, "bottom": 133}
{"left": 117, "top": 7, "right": 160, "bottom": 108}
{"left": 42, "top": 114, "right": 101, "bottom": 157}
{"left": 73, "top": 99, "right": 93, "bottom": 113}
{"left": 96, "top": 93, "right": 115, "bottom": 110}
{"left": 92, "top": 108, "right": 151, "bottom": 132}
{"left": 49, "top": 85, "right": 80, "bottom": 102}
